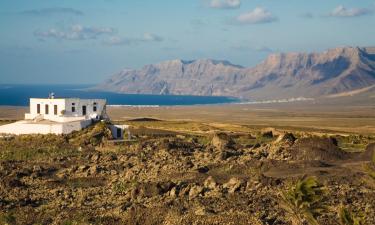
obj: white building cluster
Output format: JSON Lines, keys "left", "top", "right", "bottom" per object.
{"left": 0, "top": 95, "right": 127, "bottom": 139}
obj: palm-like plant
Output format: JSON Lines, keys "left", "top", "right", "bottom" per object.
{"left": 338, "top": 206, "right": 364, "bottom": 225}
{"left": 280, "top": 176, "right": 327, "bottom": 225}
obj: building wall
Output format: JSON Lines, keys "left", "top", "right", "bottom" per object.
{"left": 0, "top": 120, "right": 93, "bottom": 135}
{"left": 109, "top": 124, "right": 130, "bottom": 139}
{"left": 26, "top": 98, "right": 106, "bottom": 122}
{"left": 60, "top": 120, "right": 92, "bottom": 134}
{"left": 29, "top": 98, "right": 66, "bottom": 116}
{"left": 64, "top": 98, "right": 106, "bottom": 119}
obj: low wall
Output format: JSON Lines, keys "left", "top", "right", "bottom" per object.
{"left": 61, "top": 120, "right": 92, "bottom": 134}
{"left": 0, "top": 119, "right": 92, "bottom": 135}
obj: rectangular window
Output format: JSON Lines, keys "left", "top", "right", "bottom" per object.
{"left": 37, "top": 104, "right": 40, "bottom": 114}
{"left": 93, "top": 106, "right": 97, "bottom": 112}
{"left": 54, "top": 105, "right": 58, "bottom": 115}
{"left": 72, "top": 107, "right": 75, "bottom": 112}
{"left": 45, "top": 104, "right": 49, "bottom": 115}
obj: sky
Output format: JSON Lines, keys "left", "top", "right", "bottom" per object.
{"left": 1, "top": 0, "right": 375, "bottom": 84}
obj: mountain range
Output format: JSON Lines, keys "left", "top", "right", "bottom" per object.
{"left": 95, "top": 46, "right": 375, "bottom": 100}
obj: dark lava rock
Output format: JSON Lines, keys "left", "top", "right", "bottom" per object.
{"left": 220, "top": 150, "right": 242, "bottom": 160}
{"left": 3, "top": 178, "right": 25, "bottom": 188}
{"left": 276, "top": 132, "right": 296, "bottom": 144}
{"left": 210, "top": 132, "right": 235, "bottom": 150}
{"left": 197, "top": 166, "right": 209, "bottom": 173}
{"left": 290, "top": 137, "right": 346, "bottom": 161}
{"left": 358, "top": 143, "right": 375, "bottom": 161}
{"left": 261, "top": 131, "right": 274, "bottom": 138}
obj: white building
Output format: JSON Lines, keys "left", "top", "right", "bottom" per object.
{"left": 0, "top": 96, "right": 108, "bottom": 135}
{"left": 25, "top": 97, "right": 107, "bottom": 122}
{"left": 109, "top": 124, "right": 130, "bottom": 140}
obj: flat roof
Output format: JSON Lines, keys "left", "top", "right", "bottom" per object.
{"left": 30, "top": 97, "right": 106, "bottom": 100}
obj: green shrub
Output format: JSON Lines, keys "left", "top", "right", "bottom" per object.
{"left": 0, "top": 211, "right": 16, "bottom": 225}
{"left": 280, "top": 176, "right": 327, "bottom": 225}
{"left": 338, "top": 206, "right": 364, "bottom": 225}
{"left": 112, "top": 180, "right": 138, "bottom": 194}
{"left": 0, "top": 134, "right": 75, "bottom": 161}
{"left": 68, "top": 121, "right": 112, "bottom": 147}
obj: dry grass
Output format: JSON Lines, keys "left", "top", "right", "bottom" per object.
{"left": 106, "top": 103, "right": 375, "bottom": 135}
{"left": 1, "top": 101, "right": 375, "bottom": 135}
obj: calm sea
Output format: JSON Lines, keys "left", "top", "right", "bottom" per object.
{"left": 0, "top": 84, "right": 238, "bottom": 106}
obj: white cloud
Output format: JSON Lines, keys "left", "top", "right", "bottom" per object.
{"left": 34, "top": 24, "right": 115, "bottom": 41}
{"left": 329, "top": 5, "right": 373, "bottom": 17}
{"left": 236, "top": 7, "right": 277, "bottom": 24}
{"left": 103, "top": 36, "right": 130, "bottom": 46}
{"left": 142, "top": 33, "right": 163, "bottom": 42}
{"left": 104, "top": 33, "right": 164, "bottom": 46}
{"left": 20, "top": 7, "right": 83, "bottom": 16}
{"left": 209, "top": 0, "right": 241, "bottom": 9}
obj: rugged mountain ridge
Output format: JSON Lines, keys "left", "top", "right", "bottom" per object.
{"left": 95, "top": 47, "right": 375, "bottom": 100}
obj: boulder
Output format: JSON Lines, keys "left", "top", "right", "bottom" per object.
{"left": 194, "top": 206, "right": 213, "bottom": 216}
{"left": 220, "top": 150, "right": 242, "bottom": 160}
{"left": 189, "top": 185, "right": 204, "bottom": 199}
{"left": 210, "top": 132, "right": 235, "bottom": 150}
{"left": 204, "top": 176, "right": 217, "bottom": 190}
{"left": 89, "top": 165, "right": 100, "bottom": 175}
{"left": 197, "top": 166, "right": 209, "bottom": 173}
{"left": 260, "top": 128, "right": 282, "bottom": 138}
{"left": 358, "top": 143, "right": 375, "bottom": 161}
{"left": 261, "top": 131, "right": 274, "bottom": 138}
{"left": 275, "top": 133, "right": 296, "bottom": 144}
{"left": 223, "top": 177, "right": 243, "bottom": 193}
{"left": 290, "top": 137, "right": 346, "bottom": 161}
{"left": 91, "top": 154, "right": 100, "bottom": 162}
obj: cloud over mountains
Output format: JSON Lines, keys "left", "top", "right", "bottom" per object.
{"left": 104, "top": 33, "right": 164, "bottom": 46}
{"left": 209, "top": 0, "right": 241, "bottom": 9}
{"left": 329, "top": 5, "right": 373, "bottom": 17}
{"left": 34, "top": 24, "right": 115, "bottom": 41}
{"left": 34, "top": 23, "right": 164, "bottom": 47}
{"left": 235, "top": 7, "right": 277, "bottom": 24}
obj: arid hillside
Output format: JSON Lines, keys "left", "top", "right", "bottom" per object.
{"left": 1, "top": 121, "right": 374, "bottom": 225}
{"left": 95, "top": 46, "right": 375, "bottom": 100}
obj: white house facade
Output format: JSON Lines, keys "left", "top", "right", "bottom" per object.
{"left": 0, "top": 96, "right": 108, "bottom": 135}
{"left": 25, "top": 98, "right": 107, "bottom": 123}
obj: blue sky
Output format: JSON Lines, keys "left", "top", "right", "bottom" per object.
{"left": 1, "top": 0, "right": 375, "bottom": 84}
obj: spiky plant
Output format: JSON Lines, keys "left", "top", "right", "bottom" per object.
{"left": 338, "top": 206, "right": 364, "bottom": 225}
{"left": 280, "top": 176, "right": 327, "bottom": 225}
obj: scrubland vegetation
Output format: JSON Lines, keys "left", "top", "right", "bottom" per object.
{"left": 0, "top": 120, "right": 374, "bottom": 224}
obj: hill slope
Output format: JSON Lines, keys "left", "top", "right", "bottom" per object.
{"left": 95, "top": 47, "right": 375, "bottom": 100}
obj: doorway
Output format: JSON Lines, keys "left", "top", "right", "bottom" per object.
{"left": 82, "top": 105, "right": 87, "bottom": 116}
{"left": 116, "top": 128, "right": 122, "bottom": 138}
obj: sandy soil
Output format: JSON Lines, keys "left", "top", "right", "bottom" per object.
{"left": 0, "top": 122, "right": 374, "bottom": 225}
{"left": 1, "top": 101, "right": 375, "bottom": 135}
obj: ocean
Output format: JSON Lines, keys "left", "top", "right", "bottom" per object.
{"left": 0, "top": 84, "right": 238, "bottom": 106}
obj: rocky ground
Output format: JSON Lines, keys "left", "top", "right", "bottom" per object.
{"left": 0, "top": 122, "right": 374, "bottom": 225}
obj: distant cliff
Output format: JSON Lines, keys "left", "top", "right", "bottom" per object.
{"left": 95, "top": 47, "right": 375, "bottom": 100}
